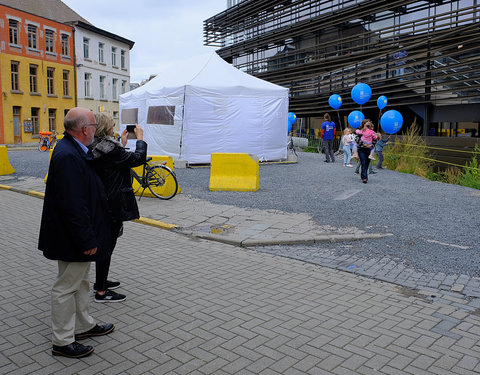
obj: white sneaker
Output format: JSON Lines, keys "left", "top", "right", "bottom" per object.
{"left": 369, "top": 156, "right": 376, "bottom": 160}
{"left": 347, "top": 164, "right": 353, "bottom": 167}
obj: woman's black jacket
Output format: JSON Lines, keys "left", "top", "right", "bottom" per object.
{"left": 90, "top": 136, "right": 147, "bottom": 223}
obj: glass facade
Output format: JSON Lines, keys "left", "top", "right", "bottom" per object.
{"left": 205, "top": 0, "right": 480, "bottom": 135}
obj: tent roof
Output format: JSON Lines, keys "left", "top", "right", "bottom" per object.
{"left": 121, "top": 52, "right": 288, "bottom": 99}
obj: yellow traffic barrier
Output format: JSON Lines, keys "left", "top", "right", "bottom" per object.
{"left": 44, "top": 148, "right": 54, "bottom": 183}
{"left": 209, "top": 153, "right": 259, "bottom": 191}
{"left": 0, "top": 146, "right": 15, "bottom": 175}
{"left": 132, "top": 155, "right": 180, "bottom": 197}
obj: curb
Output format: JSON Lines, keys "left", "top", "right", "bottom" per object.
{"left": 0, "top": 184, "right": 178, "bottom": 232}
{"left": 134, "top": 217, "right": 178, "bottom": 230}
{"left": 187, "top": 230, "right": 392, "bottom": 247}
{"left": 0, "top": 184, "right": 393, "bottom": 246}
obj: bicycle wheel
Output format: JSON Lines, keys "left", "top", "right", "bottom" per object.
{"left": 38, "top": 138, "right": 48, "bottom": 152}
{"left": 147, "top": 165, "right": 178, "bottom": 200}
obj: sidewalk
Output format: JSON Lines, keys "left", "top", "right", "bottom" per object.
{"left": 2, "top": 187, "right": 480, "bottom": 374}
{"left": 0, "top": 175, "right": 390, "bottom": 246}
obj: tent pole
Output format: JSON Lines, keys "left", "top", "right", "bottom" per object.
{"left": 179, "top": 88, "right": 186, "bottom": 160}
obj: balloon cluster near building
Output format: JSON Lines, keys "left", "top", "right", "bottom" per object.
{"left": 326, "top": 83, "right": 404, "bottom": 134}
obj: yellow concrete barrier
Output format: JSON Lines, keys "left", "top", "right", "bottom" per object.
{"left": 0, "top": 146, "right": 15, "bottom": 175}
{"left": 132, "top": 155, "right": 180, "bottom": 197}
{"left": 209, "top": 153, "right": 259, "bottom": 191}
{"left": 44, "top": 148, "right": 54, "bottom": 183}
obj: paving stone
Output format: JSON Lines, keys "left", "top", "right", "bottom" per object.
{"left": 2, "top": 184, "right": 480, "bottom": 375}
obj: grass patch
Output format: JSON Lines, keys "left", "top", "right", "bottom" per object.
{"left": 383, "top": 121, "right": 480, "bottom": 189}
{"left": 383, "top": 119, "right": 431, "bottom": 178}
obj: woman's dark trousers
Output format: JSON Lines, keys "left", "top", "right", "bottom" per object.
{"left": 95, "top": 221, "right": 122, "bottom": 291}
{"left": 358, "top": 148, "right": 371, "bottom": 181}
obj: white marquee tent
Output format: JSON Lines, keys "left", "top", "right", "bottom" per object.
{"left": 119, "top": 52, "right": 289, "bottom": 164}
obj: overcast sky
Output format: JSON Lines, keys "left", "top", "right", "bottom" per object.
{"left": 62, "top": 0, "right": 226, "bottom": 82}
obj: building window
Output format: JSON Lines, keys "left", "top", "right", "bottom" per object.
{"left": 84, "top": 73, "right": 91, "bottom": 97}
{"left": 63, "top": 70, "right": 69, "bottom": 96}
{"left": 46, "top": 29, "right": 55, "bottom": 53}
{"left": 112, "top": 78, "right": 118, "bottom": 100}
{"left": 113, "top": 111, "right": 119, "bottom": 119}
{"left": 47, "top": 67, "right": 55, "bottom": 95}
{"left": 31, "top": 108, "right": 40, "bottom": 134}
{"left": 121, "top": 50, "right": 126, "bottom": 69}
{"left": 11, "top": 61, "right": 19, "bottom": 91}
{"left": 9, "top": 19, "right": 19, "bottom": 45}
{"left": 98, "top": 42, "right": 104, "bottom": 63}
{"left": 83, "top": 37, "right": 90, "bottom": 58}
{"left": 61, "top": 34, "right": 69, "bottom": 56}
{"left": 29, "top": 65, "right": 38, "bottom": 93}
{"left": 121, "top": 80, "right": 127, "bottom": 94}
{"left": 111, "top": 47, "right": 117, "bottom": 66}
{"left": 28, "top": 24, "right": 37, "bottom": 49}
{"left": 48, "top": 109, "right": 56, "bottom": 131}
{"left": 100, "top": 76, "right": 105, "bottom": 99}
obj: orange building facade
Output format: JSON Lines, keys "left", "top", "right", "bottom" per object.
{"left": 0, "top": 5, "right": 75, "bottom": 144}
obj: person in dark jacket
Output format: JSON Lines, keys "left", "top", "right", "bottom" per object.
{"left": 90, "top": 112, "right": 147, "bottom": 303}
{"left": 38, "top": 107, "right": 115, "bottom": 359}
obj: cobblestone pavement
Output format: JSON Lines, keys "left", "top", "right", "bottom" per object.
{"left": 2, "top": 189, "right": 480, "bottom": 374}
{"left": 1, "top": 172, "right": 479, "bottom": 305}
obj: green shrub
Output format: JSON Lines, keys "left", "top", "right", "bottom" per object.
{"left": 383, "top": 119, "right": 432, "bottom": 177}
{"left": 458, "top": 145, "right": 480, "bottom": 189}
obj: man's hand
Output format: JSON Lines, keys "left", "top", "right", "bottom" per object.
{"left": 84, "top": 247, "right": 97, "bottom": 256}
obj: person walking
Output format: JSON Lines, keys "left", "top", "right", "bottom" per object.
{"left": 355, "top": 119, "right": 378, "bottom": 183}
{"left": 38, "top": 107, "right": 115, "bottom": 358}
{"left": 321, "top": 113, "right": 336, "bottom": 163}
{"left": 90, "top": 113, "right": 147, "bottom": 303}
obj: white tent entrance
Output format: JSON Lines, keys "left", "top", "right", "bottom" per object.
{"left": 119, "top": 53, "right": 289, "bottom": 164}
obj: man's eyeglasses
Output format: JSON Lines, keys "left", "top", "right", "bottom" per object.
{"left": 85, "top": 123, "right": 98, "bottom": 128}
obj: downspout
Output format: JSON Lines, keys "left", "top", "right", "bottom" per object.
{"left": 72, "top": 27, "right": 78, "bottom": 107}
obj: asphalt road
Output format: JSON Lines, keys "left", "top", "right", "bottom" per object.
{"left": 7, "top": 149, "right": 480, "bottom": 277}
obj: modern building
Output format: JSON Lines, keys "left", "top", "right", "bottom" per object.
{"left": 73, "top": 21, "right": 134, "bottom": 129}
{"left": 205, "top": 0, "right": 480, "bottom": 137}
{"left": 0, "top": 3, "right": 75, "bottom": 144}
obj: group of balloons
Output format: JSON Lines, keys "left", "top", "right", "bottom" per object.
{"left": 328, "top": 83, "right": 403, "bottom": 134}
{"left": 288, "top": 83, "right": 404, "bottom": 135}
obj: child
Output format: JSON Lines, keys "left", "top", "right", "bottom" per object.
{"left": 375, "top": 132, "right": 390, "bottom": 169}
{"left": 342, "top": 128, "right": 353, "bottom": 167}
{"left": 356, "top": 121, "right": 378, "bottom": 160}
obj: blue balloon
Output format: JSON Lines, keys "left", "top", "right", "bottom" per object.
{"left": 328, "top": 94, "right": 342, "bottom": 110}
{"left": 377, "top": 96, "right": 388, "bottom": 110}
{"left": 288, "top": 112, "right": 297, "bottom": 132}
{"left": 351, "top": 83, "right": 372, "bottom": 105}
{"left": 380, "top": 110, "right": 403, "bottom": 134}
{"left": 347, "top": 111, "right": 364, "bottom": 129}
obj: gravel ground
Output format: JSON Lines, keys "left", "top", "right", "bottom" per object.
{"left": 7, "top": 149, "right": 480, "bottom": 276}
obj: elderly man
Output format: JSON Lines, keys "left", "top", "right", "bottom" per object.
{"left": 38, "top": 107, "right": 115, "bottom": 358}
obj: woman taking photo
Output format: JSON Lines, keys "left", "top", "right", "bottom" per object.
{"left": 90, "top": 113, "right": 147, "bottom": 302}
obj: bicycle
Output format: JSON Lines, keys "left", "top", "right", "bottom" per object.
{"left": 38, "top": 130, "right": 58, "bottom": 152}
{"left": 131, "top": 157, "right": 178, "bottom": 200}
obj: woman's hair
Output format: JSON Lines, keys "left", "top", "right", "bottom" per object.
{"left": 324, "top": 113, "right": 331, "bottom": 121}
{"left": 94, "top": 112, "right": 115, "bottom": 138}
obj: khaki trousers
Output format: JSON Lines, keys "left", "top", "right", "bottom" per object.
{"left": 51, "top": 261, "right": 96, "bottom": 346}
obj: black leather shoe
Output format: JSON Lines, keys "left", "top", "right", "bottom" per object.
{"left": 52, "top": 341, "right": 94, "bottom": 358}
{"left": 76, "top": 323, "right": 115, "bottom": 340}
